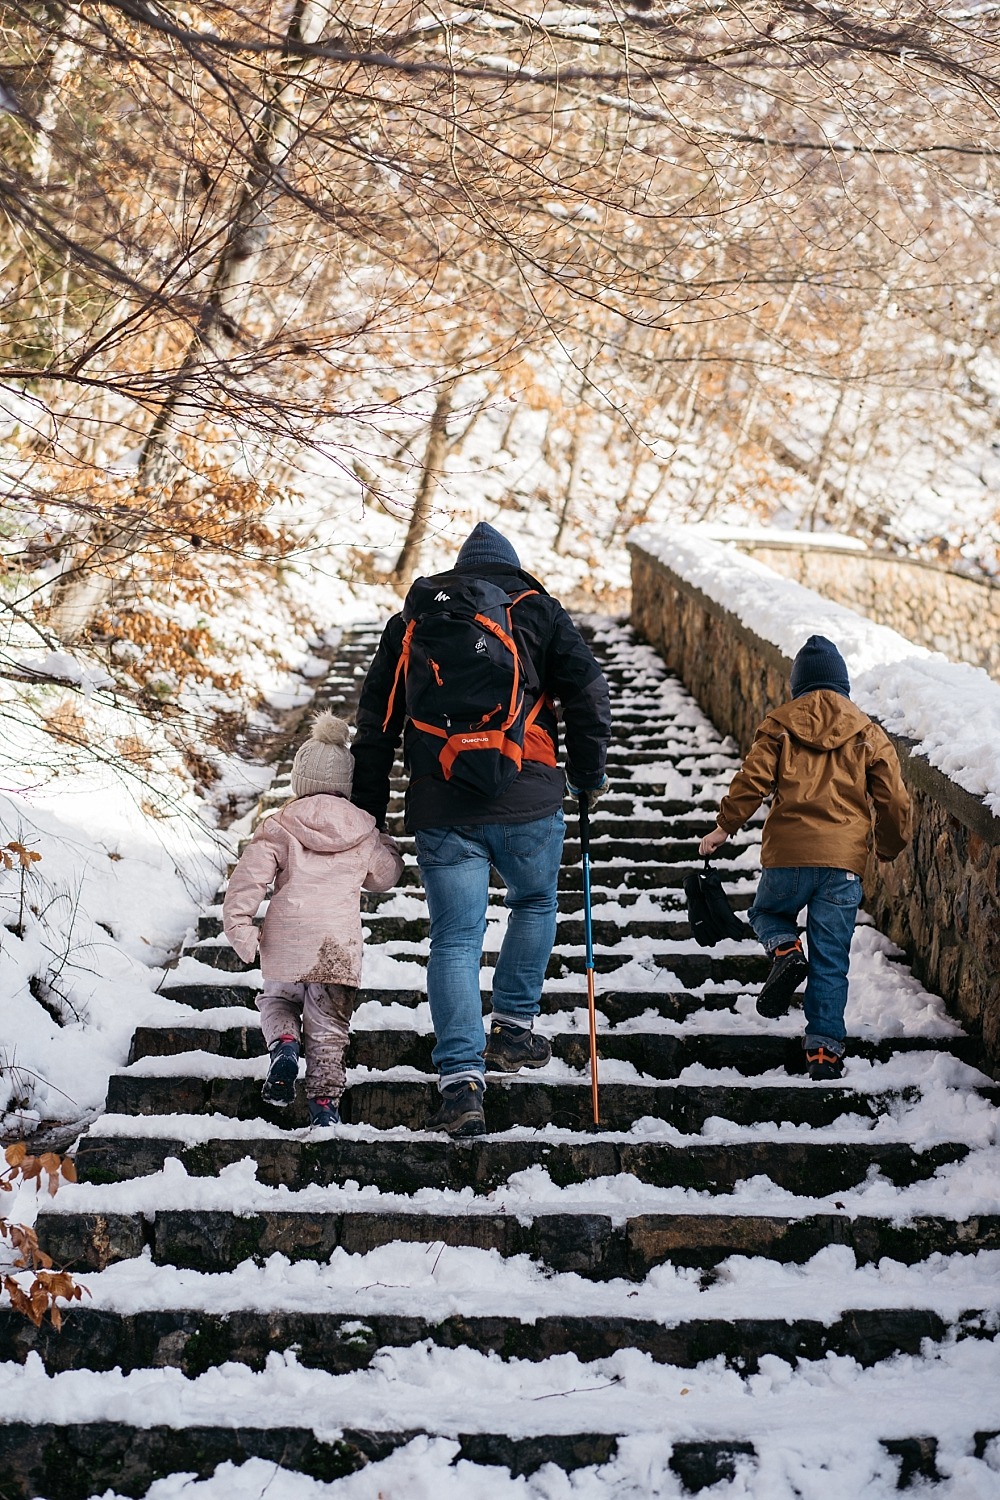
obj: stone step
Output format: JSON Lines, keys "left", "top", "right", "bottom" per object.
{"left": 233, "top": 834, "right": 725, "bottom": 864}
{"left": 254, "top": 809, "right": 728, "bottom": 843}
{"left": 155, "top": 983, "right": 748, "bottom": 1023}
{"left": 40, "top": 1204, "right": 1000, "bottom": 1277}
{"left": 1, "top": 1422, "right": 778, "bottom": 1497}
{"left": 1, "top": 1304, "right": 973, "bottom": 1381}
{"left": 102, "top": 1072, "right": 926, "bottom": 1131}
{"left": 127, "top": 1023, "right": 980, "bottom": 1077}
{"left": 182, "top": 941, "right": 768, "bottom": 985}
{"left": 361, "top": 886, "right": 755, "bottom": 913}
{"left": 195, "top": 910, "right": 742, "bottom": 944}
{"left": 371, "top": 863, "right": 740, "bottom": 894}
{"left": 198, "top": 888, "right": 758, "bottom": 936}
{"left": 75, "top": 1128, "right": 967, "bottom": 1194}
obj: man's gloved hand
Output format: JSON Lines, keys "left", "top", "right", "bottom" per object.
{"left": 567, "top": 774, "right": 608, "bottom": 810}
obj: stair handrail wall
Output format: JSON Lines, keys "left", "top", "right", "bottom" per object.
{"left": 628, "top": 539, "right": 1000, "bottom": 1074}
{"left": 719, "top": 535, "right": 1000, "bottom": 683}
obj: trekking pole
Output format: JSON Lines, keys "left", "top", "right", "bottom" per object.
{"left": 578, "top": 792, "right": 600, "bottom": 1126}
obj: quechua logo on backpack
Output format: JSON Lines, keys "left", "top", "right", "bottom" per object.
{"left": 382, "top": 575, "right": 545, "bottom": 797}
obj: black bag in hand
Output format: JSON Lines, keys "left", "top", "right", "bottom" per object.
{"left": 683, "top": 860, "right": 750, "bottom": 948}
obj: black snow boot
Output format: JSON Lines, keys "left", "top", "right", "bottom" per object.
{"left": 756, "top": 939, "right": 809, "bottom": 1018}
{"left": 307, "top": 1095, "right": 340, "bottom": 1126}
{"left": 427, "top": 1078, "right": 486, "bottom": 1137}
{"left": 483, "top": 1019, "right": 552, "bottom": 1073}
{"left": 261, "top": 1036, "right": 300, "bottom": 1107}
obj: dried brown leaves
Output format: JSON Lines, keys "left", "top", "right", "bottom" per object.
{"left": 0, "top": 1143, "right": 87, "bottom": 1329}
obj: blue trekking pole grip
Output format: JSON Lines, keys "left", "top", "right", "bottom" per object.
{"left": 578, "top": 791, "right": 600, "bottom": 1125}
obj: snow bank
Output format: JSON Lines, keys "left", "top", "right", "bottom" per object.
{"left": 631, "top": 526, "right": 1000, "bottom": 814}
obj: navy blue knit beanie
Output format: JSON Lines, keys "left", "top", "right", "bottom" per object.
{"left": 790, "top": 635, "right": 851, "bottom": 698}
{"left": 455, "top": 522, "right": 520, "bottom": 572}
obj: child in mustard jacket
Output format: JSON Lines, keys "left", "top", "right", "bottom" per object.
{"left": 699, "top": 636, "right": 909, "bottom": 1079}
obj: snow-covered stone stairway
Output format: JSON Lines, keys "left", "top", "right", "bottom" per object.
{"left": 4, "top": 620, "right": 1000, "bottom": 1497}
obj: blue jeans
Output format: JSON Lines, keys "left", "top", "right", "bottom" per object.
{"left": 415, "top": 811, "right": 565, "bottom": 1086}
{"left": 748, "top": 866, "right": 862, "bottom": 1055}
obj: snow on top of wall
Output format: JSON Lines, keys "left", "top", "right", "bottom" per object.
{"left": 631, "top": 526, "right": 1000, "bottom": 815}
{"left": 696, "top": 524, "right": 869, "bottom": 552}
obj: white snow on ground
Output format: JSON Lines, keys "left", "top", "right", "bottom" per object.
{"left": 0, "top": 776, "right": 225, "bottom": 1133}
{"left": 13, "top": 1238, "right": 1000, "bottom": 1328}
{"left": 633, "top": 526, "right": 1000, "bottom": 813}
{"left": 2, "top": 1340, "right": 1000, "bottom": 1498}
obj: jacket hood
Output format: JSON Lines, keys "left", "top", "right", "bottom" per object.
{"left": 276, "top": 795, "right": 376, "bottom": 853}
{"left": 769, "top": 691, "right": 872, "bottom": 751}
{"left": 447, "top": 562, "right": 550, "bottom": 596}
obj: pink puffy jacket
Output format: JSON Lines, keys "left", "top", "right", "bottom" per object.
{"left": 222, "top": 795, "right": 404, "bottom": 985}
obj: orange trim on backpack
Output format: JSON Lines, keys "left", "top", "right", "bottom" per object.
{"left": 523, "top": 693, "right": 556, "bottom": 767}
{"left": 410, "top": 716, "right": 447, "bottom": 740}
{"left": 474, "top": 612, "right": 521, "bottom": 728}
{"left": 472, "top": 702, "right": 503, "bottom": 730}
{"left": 439, "top": 729, "right": 523, "bottom": 781}
{"left": 382, "top": 620, "right": 415, "bottom": 732}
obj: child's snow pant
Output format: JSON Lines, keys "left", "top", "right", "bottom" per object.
{"left": 257, "top": 979, "right": 357, "bottom": 1099}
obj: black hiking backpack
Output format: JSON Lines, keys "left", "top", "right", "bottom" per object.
{"left": 383, "top": 573, "right": 546, "bottom": 799}
{"left": 683, "top": 860, "right": 750, "bottom": 948}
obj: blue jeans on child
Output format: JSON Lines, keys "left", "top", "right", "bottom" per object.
{"left": 748, "top": 865, "right": 862, "bottom": 1056}
{"left": 415, "top": 810, "right": 565, "bottom": 1087}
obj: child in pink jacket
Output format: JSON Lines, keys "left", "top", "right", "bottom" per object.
{"left": 223, "top": 712, "right": 403, "bottom": 1125}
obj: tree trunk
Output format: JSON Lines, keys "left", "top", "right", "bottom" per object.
{"left": 44, "top": 0, "right": 330, "bottom": 640}
{"left": 138, "top": 0, "right": 330, "bottom": 486}
{"left": 552, "top": 418, "right": 583, "bottom": 554}
{"left": 552, "top": 371, "right": 589, "bottom": 554}
{"left": 393, "top": 378, "right": 457, "bottom": 581}
{"left": 32, "top": 8, "right": 85, "bottom": 189}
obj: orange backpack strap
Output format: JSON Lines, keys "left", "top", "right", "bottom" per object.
{"left": 382, "top": 619, "right": 415, "bottom": 732}
{"left": 523, "top": 692, "right": 557, "bottom": 767}
{"left": 474, "top": 611, "right": 521, "bottom": 728}
{"left": 509, "top": 589, "right": 538, "bottom": 607}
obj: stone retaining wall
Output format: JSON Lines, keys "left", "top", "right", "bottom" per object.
{"left": 731, "top": 540, "right": 1000, "bottom": 682}
{"left": 629, "top": 541, "right": 1000, "bottom": 1071}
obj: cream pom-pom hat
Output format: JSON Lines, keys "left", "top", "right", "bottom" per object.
{"left": 290, "top": 711, "right": 354, "bottom": 798}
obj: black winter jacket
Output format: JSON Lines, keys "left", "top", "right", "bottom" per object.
{"left": 351, "top": 563, "right": 612, "bottom": 832}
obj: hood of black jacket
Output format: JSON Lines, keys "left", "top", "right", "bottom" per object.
{"left": 448, "top": 561, "right": 551, "bottom": 597}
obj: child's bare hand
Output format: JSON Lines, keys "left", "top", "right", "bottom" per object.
{"left": 699, "top": 826, "right": 729, "bottom": 858}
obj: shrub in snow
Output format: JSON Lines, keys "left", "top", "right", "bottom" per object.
{"left": 0, "top": 1143, "right": 86, "bottom": 1329}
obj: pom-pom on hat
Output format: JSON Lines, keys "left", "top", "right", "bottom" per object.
{"left": 789, "top": 635, "right": 851, "bottom": 699}
{"left": 455, "top": 521, "right": 520, "bottom": 572}
{"left": 290, "top": 712, "right": 354, "bottom": 798}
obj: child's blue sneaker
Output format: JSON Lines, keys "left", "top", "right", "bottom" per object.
{"left": 307, "top": 1096, "right": 340, "bottom": 1126}
{"left": 261, "top": 1035, "right": 300, "bottom": 1107}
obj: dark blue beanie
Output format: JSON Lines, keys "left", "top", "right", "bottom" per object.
{"left": 455, "top": 522, "right": 520, "bottom": 572}
{"left": 790, "top": 635, "right": 851, "bottom": 698}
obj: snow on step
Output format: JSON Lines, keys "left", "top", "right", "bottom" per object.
{"left": 6, "top": 617, "right": 1000, "bottom": 1500}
